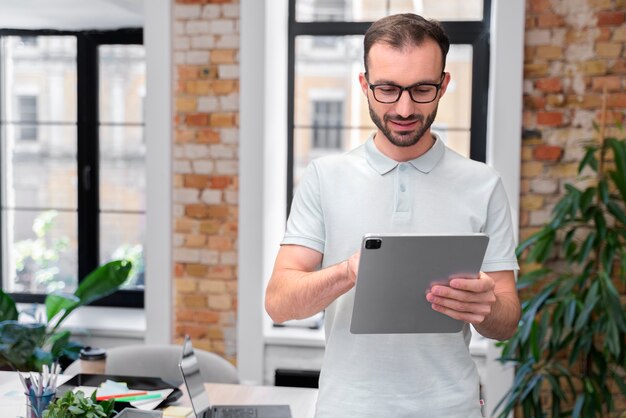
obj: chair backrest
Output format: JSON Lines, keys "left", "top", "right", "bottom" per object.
{"left": 105, "top": 344, "right": 239, "bottom": 384}
{"left": 64, "top": 344, "right": 239, "bottom": 384}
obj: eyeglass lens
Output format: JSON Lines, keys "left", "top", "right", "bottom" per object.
{"left": 373, "top": 84, "right": 438, "bottom": 104}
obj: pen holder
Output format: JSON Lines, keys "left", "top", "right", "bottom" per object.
{"left": 25, "top": 390, "right": 55, "bottom": 418}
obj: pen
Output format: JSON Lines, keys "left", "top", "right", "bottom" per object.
{"left": 114, "top": 393, "right": 163, "bottom": 402}
{"left": 96, "top": 391, "right": 148, "bottom": 401}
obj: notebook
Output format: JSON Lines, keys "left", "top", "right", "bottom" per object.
{"left": 350, "top": 233, "right": 490, "bottom": 334}
{"left": 178, "top": 336, "right": 292, "bottom": 418}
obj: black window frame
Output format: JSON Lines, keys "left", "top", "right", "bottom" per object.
{"left": 0, "top": 28, "right": 144, "bottom": 308}
{"left": 287, "top": 0, "right": 491, "bottom": 212}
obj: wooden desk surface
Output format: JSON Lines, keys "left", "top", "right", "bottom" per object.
{"left": 0, "top": 372, "right": 318, "bottom": 418}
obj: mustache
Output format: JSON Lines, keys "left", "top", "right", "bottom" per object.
{"left": 384, "top": 114, "right": 424, "bottom": 123}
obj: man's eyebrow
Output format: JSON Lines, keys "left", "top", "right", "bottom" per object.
{"left": 370, "top": 77, "right": 441, "bottom": 85}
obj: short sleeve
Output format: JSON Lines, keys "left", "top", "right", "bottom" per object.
{"left": 282, "top": 161, "right": 326, "bottom": 253}
{"left": 481, "top": 178, "right": 519, "bottom": 272}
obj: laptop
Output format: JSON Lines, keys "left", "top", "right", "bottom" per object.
{"left": 350, "top": 233, "right": 490, "bottom": 334}
{"left": 178, "top": 335, "right": 292, "bottom": 418}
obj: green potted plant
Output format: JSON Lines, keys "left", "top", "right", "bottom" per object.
{"left": 42, "top": 390, "right": 115, "bottom": 418}
{"left": 497, "top": 105, "right": 626, "bottom": 416}
{"left": 0, "top": 259, "right": 132, "bottom": 372}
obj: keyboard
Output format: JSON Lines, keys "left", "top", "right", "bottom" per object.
{"left": 214, "top": 407, "right": 257, "bottom": 418}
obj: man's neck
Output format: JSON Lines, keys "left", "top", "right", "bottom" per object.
{"left": 373, "top": 131, "right": 435, "bottom": 162}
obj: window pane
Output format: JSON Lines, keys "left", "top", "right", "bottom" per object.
{"left": 3, "top": 209, "right": 78, "bottom": 294}
{"left": 99, "top": 126, "right": 145, "bottom": 211}
{"left": 99, "top": 45, "right": 146, "bottom": 124}
{"left": 296, "top": 0, "right": 483, "bottom": 22}
{"left": 100, "top": 213, "right": 145, "bottom": 290}
{"left": 1, "top": 36, "right": 77, "bottom": 123}
{"left": 294, "top": 36, "right": 473, "bottom": 191}
{"left": 2, "top": 124, "right": 77, "bottom": 210}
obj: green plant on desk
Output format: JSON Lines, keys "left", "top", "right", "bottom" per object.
{"left": 0, "top": 260, "right": 132, "bottom": 372}
{"left": 43, "top": 390, "right": 115, "bottom": 418}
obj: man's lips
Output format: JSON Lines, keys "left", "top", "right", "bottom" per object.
{"left": 389, "top": 119, "right": 419, "bottom": 130}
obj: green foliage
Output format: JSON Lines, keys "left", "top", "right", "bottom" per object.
{"left": 14, "top": 210, "right": 71, "bottom": 293}
{"left": 42, "top": 390, "right": 114, "bottom": 418}
{"left": 496, "top": 126, "right": 626, "bottom": 417}
{"left": 0, "top": 260, "right": 132, "bottom": 372}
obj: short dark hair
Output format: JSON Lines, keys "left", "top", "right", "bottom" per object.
{"left": 363, "top": 13, "right": 450, "bottom": 74}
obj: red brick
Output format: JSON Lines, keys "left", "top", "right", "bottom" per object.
{"left": 175, "top": 263, "right": 185, "bottom": 277}
{"left": 186, "top": 204, "right": 210, "bottom": 219}
{"left": 536, "top": 111, "right": 563, "bottom": 126}
{"left": 607, "top": 94, "right": 626, "bottom": 107}
{"left": 197, "top": 311, "right": 220, "bottom": 324}
{"left": 184, "top": 174, "right": 211, "bottom": 189}
{"left": 533, "top": 145, "right": 563, "bottom": 161}
{"left": 178, "top": 65, "right": 199, "bottom": 80}
{"left": 591, "top": 76, "right": 622, "bottom": 92}
{"left": 185, "top": 113, "right": 209, "bottom": 126}
{"left": 536, "top": 45, "right": 563, "bottom": 59}
{"left": 528, "top": 0, "right": 550, "bottom": 13}
{"left": 187, "top": 264, "right": 209, "bottom": 277}
{"left": 524, "top": 95, "right": 546, "bottom": 110}
{"left": 535, "top": 77, "right": 562, "bottom": 93}
{"left": 209, "top": 176, "right": 232, "bottom": 189}
{"left": 537, "top": 13, "right": 565, "bottom": 28}
{"left": 597, "top": 11, "right": 625, "bottom": 26}
{"left": 197, "top": 129, "right": 221, "bottom": 144}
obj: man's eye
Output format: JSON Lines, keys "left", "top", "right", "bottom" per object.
{"left": 413, "top": 86, "right": 434, "bottom": 94}
{"left": 378, "top": 86, "right": 398, "bottom": 94}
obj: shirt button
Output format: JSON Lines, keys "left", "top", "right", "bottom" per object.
{"left": 399, "top": 164, "right": 407, "bottom": 172}
{"left": 400, "top": 184, "right": 406, "bottom": 192}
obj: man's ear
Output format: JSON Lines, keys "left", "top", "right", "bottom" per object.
{"left": 358, "top": 72, "right": 369, "bottom": 96}
{"left": 439, "top": 72, "right": 451, "bottom": 98}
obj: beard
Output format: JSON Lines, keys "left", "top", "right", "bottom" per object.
{"left": 368, "top": 102, "right": 438, "bottom": 148}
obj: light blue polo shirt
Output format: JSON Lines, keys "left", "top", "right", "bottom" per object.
{"left": 282, "top": 134, "right": 519, "bottom": 418}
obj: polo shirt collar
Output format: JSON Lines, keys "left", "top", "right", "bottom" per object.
{"left": 365, "top": 132, "right": 445, "bottom": 175}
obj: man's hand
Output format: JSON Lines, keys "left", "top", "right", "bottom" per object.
{"left": 425, "top": 270, "right": 520, "bottom": 340}
{"left": 426, "top": 272, "right": 496, "bottom": 325}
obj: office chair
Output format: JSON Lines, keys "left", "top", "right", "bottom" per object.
{"left": 64, "top": 343, "right": 239, "bottom": 384}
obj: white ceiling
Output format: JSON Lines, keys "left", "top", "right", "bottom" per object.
{"left": 0, "top": 0, "right": 143, "bottom": 30}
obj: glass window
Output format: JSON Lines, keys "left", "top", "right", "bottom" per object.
{"left": 17, "top": 96, "right": 38, "bottom": 140}
{"left": 296, "top": 0, "right": 484, "bottom": 22}
{"left": 1, "top": 35, "right": 79, "bottom": 295}
{"left": 1, "top": 31, "right": 144, "bottom": 306}
{"left": 288, "top": 0, "right": 489, "bottom": 202}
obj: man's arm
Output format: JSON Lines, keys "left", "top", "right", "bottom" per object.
{"left": 265, "top": 245, "right": 358, "bottom": 324}
{"left": 426, "top": 270, "right": 520, "bottom": 340}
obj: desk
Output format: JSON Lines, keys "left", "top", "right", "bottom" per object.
{"left": 0, "top": 371, "right": 318, "bottom": 418}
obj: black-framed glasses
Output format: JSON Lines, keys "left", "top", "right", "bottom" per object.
{"left": 367, "top": 73, "right": 446, "bottom": 104}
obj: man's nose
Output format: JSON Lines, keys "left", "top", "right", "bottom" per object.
{"left": 394, "top": 90, "right": 414, "bottom": 117}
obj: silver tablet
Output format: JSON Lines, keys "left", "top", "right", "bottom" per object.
{"left": 350, "top": 233, "right": 489, "bottom": 334}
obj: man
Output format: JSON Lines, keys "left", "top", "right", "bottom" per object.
{"left": 265, "top": 13, "right": 520, "bottom": 418}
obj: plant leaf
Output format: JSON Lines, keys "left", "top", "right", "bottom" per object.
{"left": 74, "top": 260, "right": 132, "bottom": 305}
{"left": 0, "top": 289, "right": 18, "bottom": 322}
{"left": 46, "top": 294, "right": 80, "bottom": 326}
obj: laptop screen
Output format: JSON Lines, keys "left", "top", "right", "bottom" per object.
{"left": 179, "top": 335, "right": 211, "bottom": 415}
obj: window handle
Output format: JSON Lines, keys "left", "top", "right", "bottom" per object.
{"left": 82, "top": 165, "right": 91, "bottom": 191}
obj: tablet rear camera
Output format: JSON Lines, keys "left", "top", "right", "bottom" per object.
{"left": 365, "top": 238, "right": 382, "bottom": 250}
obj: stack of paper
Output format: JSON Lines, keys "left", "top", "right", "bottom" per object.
{"left": 73, "top": 380, "right": 173, "bottom": 410}
{"left": 162, "top": 406, "right": 194, "bottom": 417}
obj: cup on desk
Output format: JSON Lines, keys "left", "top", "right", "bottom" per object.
{"left": 79, "top": 346, "right": 107, "bottom": 374}
{"left": 25, "top": 389, "right": 55, "bottom": 418}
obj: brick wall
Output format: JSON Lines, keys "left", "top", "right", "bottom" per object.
{"left": 172, "top": 0, "right": 240, "bottom": 364}
{"left": 521, "top": 0, "right": 625, "bottom": 239}
{"left": 521, "top": 0, "right": 625, "bottom": 414}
